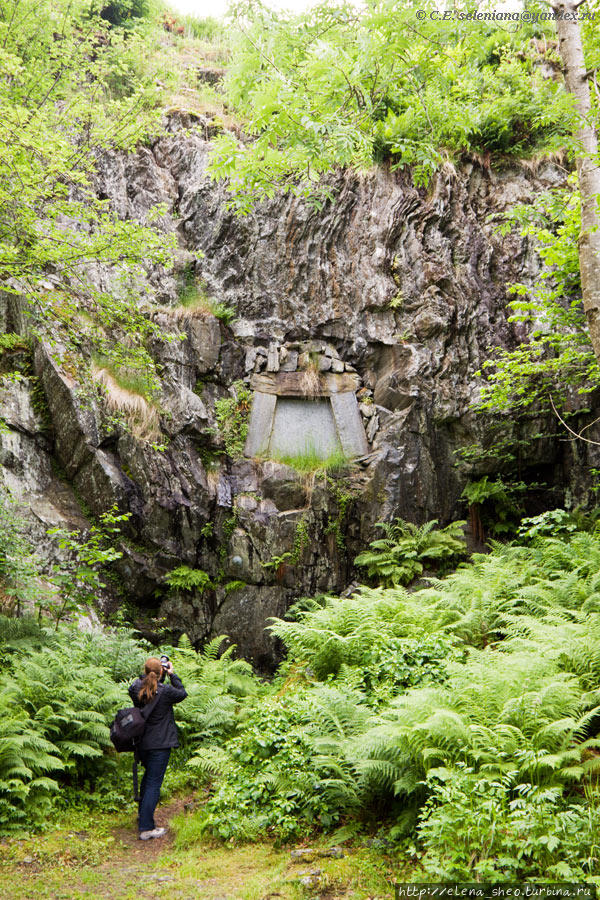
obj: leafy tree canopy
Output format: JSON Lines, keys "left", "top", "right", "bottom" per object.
{"left": 0, "top": 0, "right": 177, "bottom": 380}
{"left": 209, "top": 0, "right": 579, "bottom": 212}
{"left": 479, "top": 179, "right": 600, "bottom": 414}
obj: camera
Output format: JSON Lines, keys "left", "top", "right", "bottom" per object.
{"left": 160, "top": 654, "right": 170, "bottom": 670}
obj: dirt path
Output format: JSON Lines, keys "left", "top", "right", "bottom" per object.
{"left": 2, "top": 796, "right": 398, "bottom": 900}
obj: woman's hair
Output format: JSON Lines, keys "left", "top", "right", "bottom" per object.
{"left": 138, "top": 657, "right": 162, "bottom": 704}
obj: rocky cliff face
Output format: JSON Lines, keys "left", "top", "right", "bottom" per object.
{"left": 3, "top": 114, "right": 597, "bottom": 666}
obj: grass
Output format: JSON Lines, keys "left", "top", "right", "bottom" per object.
{"left": 0, "top": 801, "right": 404, "bottom": 899}
{"left": 91, "top": 358, "right": 154, "bottom": 399}
{"left": 179, "top": 15, "right": 225, "bottom": 43}
{"left": 273, "top": 447, "right": 350, "bottom": 474}
{"left": 91, "top": 357, "right": 161, "bottom": 441}
{"left": 166, "top": 286, "right": 236, "bottom": 325}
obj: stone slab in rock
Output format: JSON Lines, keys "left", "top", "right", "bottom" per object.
{"left": 269, "top": 397, "right": 341, "bottom": 459}
{"left": 245, "top": 391, "right": 276, "bottom": 456}
{"left": 250, "top": 371, "right": 360, "bottom": 396}
{"left": 330, "top": 392, "right": 370, "bottom": 458}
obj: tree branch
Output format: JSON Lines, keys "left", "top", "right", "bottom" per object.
{"left": 549, "top": 393, "right": 600, "bottom": 445}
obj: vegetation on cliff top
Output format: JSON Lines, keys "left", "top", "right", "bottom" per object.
{"left": 208, "top": 0, "right": 586, "bottom": 210}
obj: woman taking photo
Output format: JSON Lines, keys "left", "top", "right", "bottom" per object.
{"left": 129, "top": 656, "right": 187, "bottom": 840}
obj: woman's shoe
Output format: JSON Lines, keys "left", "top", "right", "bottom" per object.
{"left": 139, "top": 827, "right": 166, "bottom": 840}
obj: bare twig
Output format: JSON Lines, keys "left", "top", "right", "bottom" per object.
{"left": 549, "top": 393, "right": 600, "bottom": 445}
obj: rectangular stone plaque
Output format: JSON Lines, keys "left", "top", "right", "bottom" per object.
{"left": 330, "top": 391, "right": 369, "bottom": 457}
{"left": 268, "top": 398, "right": 341, "bottom": 459}
{"left": 244, "top": 392, "right": 276, "bottom": 457}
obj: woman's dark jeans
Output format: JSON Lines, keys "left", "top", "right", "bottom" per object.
{"left": 138, "top": 748, "right": 171, "bottom": 832}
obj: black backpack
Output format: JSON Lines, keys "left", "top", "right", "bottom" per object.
{"left": 110, "top": 690, "right": 160, "bottom": 800}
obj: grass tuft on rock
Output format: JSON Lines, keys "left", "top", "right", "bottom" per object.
{"left": 167, "top": 283, "right": 236, "bottom": 324}
{"left": 273, "top": 447, "right": 349, "bottom": 474}
{"left": 91, "top": 359, "right": 161, "bottom": 441}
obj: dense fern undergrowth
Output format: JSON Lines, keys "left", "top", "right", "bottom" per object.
{"left": 3, "top": 522, "right": 600, "bottom": 879}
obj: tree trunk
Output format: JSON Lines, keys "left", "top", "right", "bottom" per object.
{"left": 554, "top": 1, "right": 600, "bottom": 362}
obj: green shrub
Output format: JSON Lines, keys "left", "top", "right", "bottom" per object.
{"left": 208, "top": 6, "right": 573, "bottom": 209}
{"left": 0, "top": 694, "right": 62, "bottom": 831}
{"left": 183, "top": 687, "right": 369, "bottom": 844}
{"left": 419, "top": 767, "right": 600, "bottom": 879}
{"left": 0, "top": 623, "right": 146, "bottom": 829}
{"left": 0, "top": 624, "right": 264, "bottom": 832}
{"left": 165, "top": 565, "right": 213, "bottom": 593}
{"left": 461, "top": 476, "right": 529, "bottom": 538}
{"left": 269, "top": 587, "right": 456, "bottom": 680}
{"left": 214, "top": 381, "right": 252, "bottom": 458}
{"left": 7, "top": 517, "right": 600, "bottom": 870}
{"left": 177, "top": 527, "right": 600, "bottom": 856}
{"left": 517, "top": 508, "right": 578, "bottom": 541}
{"left": 173, "top": 636, "right": 260, "bottom": 753}
{"left": 354, "top": 518, "right": 467, "bottom": 586}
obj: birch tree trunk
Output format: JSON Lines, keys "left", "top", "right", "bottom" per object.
{"left": 554, "top": 1, "right": 600, "bottom": 362}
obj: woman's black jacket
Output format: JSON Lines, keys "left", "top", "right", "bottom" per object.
{"left": 128, "top": 673, "right": 187, "bottom": 750}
